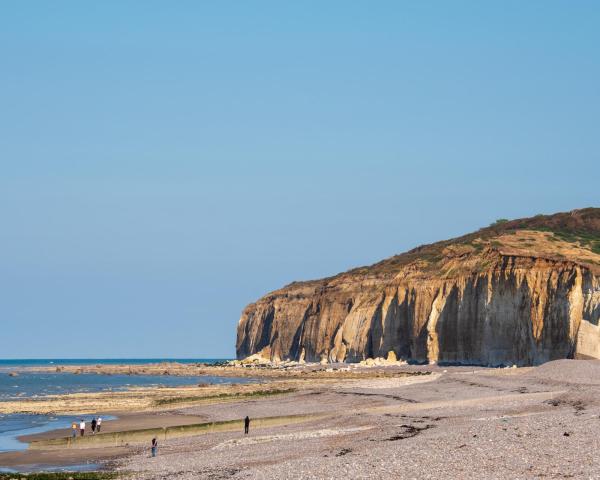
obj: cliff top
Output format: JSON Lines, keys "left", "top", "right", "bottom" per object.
{"left": 281, "top": 207, "right": 600, "bottom": 293}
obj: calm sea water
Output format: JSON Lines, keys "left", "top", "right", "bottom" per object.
{"left": 0, "top": 371, "right": 245, "bottom": 401}
{"left": 0, "top": 358, "right": 228, "bottom": 368}
{"left": 0, "top": 358, "right": 247, "bottom": 456}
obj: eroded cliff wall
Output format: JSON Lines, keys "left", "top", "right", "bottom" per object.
{"left": 237, "top": 212, "right": 600, "bottom": 366}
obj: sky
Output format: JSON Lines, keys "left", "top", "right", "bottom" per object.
{"left": 1, "top": 1, "right": 599, "bottom": 358}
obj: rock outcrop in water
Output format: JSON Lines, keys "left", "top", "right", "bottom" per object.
{"left": 237, "top": 208, "right": 600, "bottom": 366}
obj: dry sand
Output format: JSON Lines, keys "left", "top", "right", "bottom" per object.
{"left": 4, "top": 360, "right": 600, "bottom": 479}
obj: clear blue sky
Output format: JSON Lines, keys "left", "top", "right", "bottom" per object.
{"left": 1, "top": 1, "right": 598, "bottom": 358}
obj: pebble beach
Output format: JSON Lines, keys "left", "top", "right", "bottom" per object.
{"left": 3, "top": 360, "right": 600, "bottom": 478}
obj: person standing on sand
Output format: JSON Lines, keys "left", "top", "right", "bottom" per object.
{"left": 79, "top": 419, "right": 86, "bottom": 436}
{"left": 71, "top": 422, "right": 78, "bottom": 439}
{"left": 91, "top": 417, "right": 97, "bottom": 434}
{"left": 151, "top": 437, "right": 158, "bottom": 457}
{"left": 96, "top": 416, "right": 102, "bottom": 433}
{"left": 244, "top": 416, "right": 250, "bottom": 435}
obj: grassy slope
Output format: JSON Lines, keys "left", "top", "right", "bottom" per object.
{"left": 366, "top": 207, "right": 600, "bottom": 274}
{"left": 282, "top": 208, "right": 600, "bottom": 289}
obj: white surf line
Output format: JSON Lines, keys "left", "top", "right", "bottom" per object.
{"left": 212, "top": 426, "right": 374, "bottom": 450}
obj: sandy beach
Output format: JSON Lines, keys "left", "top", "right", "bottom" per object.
{"left": 3, "top": 360, "right": 600, "bottom": 478}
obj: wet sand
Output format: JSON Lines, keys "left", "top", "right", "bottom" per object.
{"left": 0, "top": 446, "right": 128, "bottom": 470}
{"left": 1, "top": 413, "right": 211, "bottom": 470}
{"left": 19, "top": 413, "right": 211, "bottom": 443}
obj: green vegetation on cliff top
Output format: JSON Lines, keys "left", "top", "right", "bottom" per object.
{"left": 280, "top": 208, "right": 600, "bottom": 287}
{"left": 347, "top": 207, "right": 600, "bottom": 277}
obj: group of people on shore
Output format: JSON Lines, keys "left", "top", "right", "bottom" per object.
{"left": 71, "top": 417, "right": 102, "bottom": 438}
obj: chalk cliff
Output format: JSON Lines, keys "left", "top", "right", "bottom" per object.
{"left": 236, "top": 208, "right": 600, "bottom": 366}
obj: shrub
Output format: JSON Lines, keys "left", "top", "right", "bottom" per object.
{"left": 490, "top": 219, "right": 509, "bottom": 227}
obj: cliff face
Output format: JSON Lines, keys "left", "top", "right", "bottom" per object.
{"left": 237, "top": 209, "right": 600, "bottom": 366}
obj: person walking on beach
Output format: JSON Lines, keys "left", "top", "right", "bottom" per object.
{"left": 71, "top": 421, "right": 78, "bottom": 439}
{"left": 96, "top": 416, "right": 102, "bottom": 433}
{"left": 151, "top": 437, "right": 158, "bottom": 457}
{"left": 91, "top": 417, "right": 97, "bottom": 434}
{"left": 244, "top": 416, "right": 250, "bottom": 435}
{"left": 79, "top": 419, "right": 86, "bottom": 436}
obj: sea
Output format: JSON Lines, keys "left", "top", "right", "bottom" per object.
{"left": 0, "top": 358, "right": 247, "bottom": 457}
